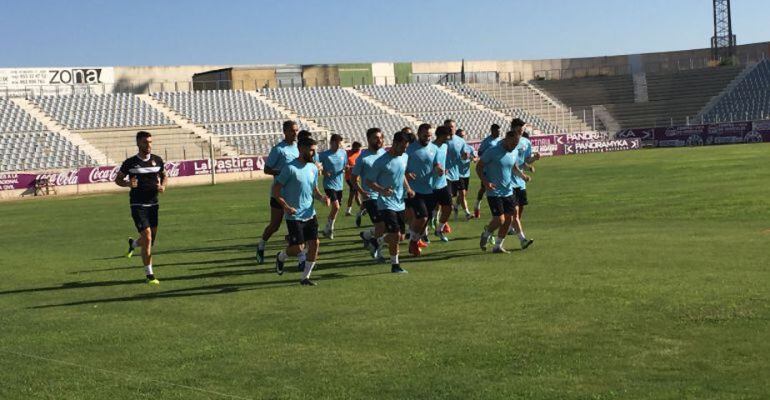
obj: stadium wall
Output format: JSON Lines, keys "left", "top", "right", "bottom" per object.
{"left": 303, "top": 65, "right": 340, "bottom": 87}
{"left": 338, "top": 63, "right": 373, "bottom": 87}
{"left": 393, "top": 62, "right": 412, "bottom": 84}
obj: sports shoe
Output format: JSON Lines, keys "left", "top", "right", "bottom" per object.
{"left": 473, "top": 208, "right": 480, "bottom": 219}
{"left": 345, "top": 208, "right": 352, "bottom": 216}
{"left": 508, "top": 228, "right": 516, "bottom": 236}
{"left": 275, "top": 253, "right": 285, "bottom": 275}
{"left": 465, "top": 212, "right": 473, "bottom": 221}
{"left": 300, "top": 279, "right": 317, "bottom": 286}
{"left": 355, "top": 213, "right": 362, "bottom": 228}
{"left": 435, "top": 230, "right": 449, "bottom": 243}
{"left": 480, "top": 230, "right": 492, "bottom": 251}
{"left": 492, "top": 247, "right": 509, "bottom": 254}
{"left": 521, "top": 238, "right": 534, "bottom": 250}
{"left": 442, "top": 223, "right": 452, "bottom": 234}
{"left": 323, "top": 226, "right": 333, "bottom": 239}
{"left": 125, "top": 238, "right": 135, "bottom": 258}
{"left": 421, "top": 234, "right": 430, "bottom": 244}
{"left": 256, "top": 246, "right": 265, "bottom": 265}
{"left": 391, "top": 265, "right": 408, "bottom": 274}
{"left": 409, "top": 240, "right": 422, "bottom": 256}
{"left": 417, "top": 239, "right": 429, "bottom": 248}
{"left": 145, "top": 278, "right": 160, "bottom": 285}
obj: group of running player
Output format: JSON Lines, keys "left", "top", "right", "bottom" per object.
{"left": 117, "top": 118, "right": 540, "bottom": 286}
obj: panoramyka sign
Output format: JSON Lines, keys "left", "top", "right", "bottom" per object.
{"left": 0, "top": 156, "right": 265, "bottom": 191}
{"left": 0, "top": 67, "right": 115, "bottom": 96}
{"left": 563, "top": 139, "right": 641, "bottom": 154}
{"left": 615, "top": 120, "right": 769, "bottom": 147}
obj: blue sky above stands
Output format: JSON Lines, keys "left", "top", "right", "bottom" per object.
{"left": 0, "top": 0, "right": 768, "bottom": 67}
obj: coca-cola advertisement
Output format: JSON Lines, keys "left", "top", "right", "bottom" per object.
{"left": 0, "top": 156, "right": 265, "bottom": 191}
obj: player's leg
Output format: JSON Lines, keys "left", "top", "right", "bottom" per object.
{"left": 345, "top": 180, "right": 357, "bottom": 216}
{"left": 324, "top": 190, "right": 341, "bottom": 239}
{"left": 383, "top": 211, "right": 407, "bottom": 273}
{"left": 300, "top": 217, "right": 320, "bottom": 285}
{"left": 257, "top": 198, "right": 284, "bottom": 264}
{"left": 407, "top": 196, "right": 429, "bottom": 256}
{"left": 435, "top": 187, "right": 452, "bottom": 241}
{"left": 493, "top": 197, "right": 516, "bottom": 253}
{"left": 276, "top": 220, "right": 303, "bottom": 275}
{"left": 474, "top": 186, "right": 485, "bottom": 218}
{"left": 480, "top": 197, "right": 504, "bottom": 251}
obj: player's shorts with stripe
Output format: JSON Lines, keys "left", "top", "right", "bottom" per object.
{"left": 433, "top": 186, "right": 453, "bottom": 207}
{"left": 363, "top": 199, "right": 382, "bottom": 223}
{"left": 286, "top": 216, "right": 319, "bottom": 245}
{"left": 487, "top": 196, "right": 516, "bottom": 217}
{"left": 406, "top": 192, "right": 435, "bottom": 219}
{"left": 131, "top": 205, "right": 159, "bottom": 232}
{"left": 513, "top": 188, "right": 528, "bottom": 206}
{"left": 324, "top": 189, "right": 344, "bottom": 203}
{"left": 379, "top": 210, "right": 406, "bottom": 234}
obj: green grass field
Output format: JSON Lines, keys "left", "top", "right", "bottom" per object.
{"left": 1, "top": 144, "right": 769, "bottom": 399}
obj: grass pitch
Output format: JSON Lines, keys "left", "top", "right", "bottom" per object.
{"left": 1, "top": 144, "right": 769, "bottom": 399}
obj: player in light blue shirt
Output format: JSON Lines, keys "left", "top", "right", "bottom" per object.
{"left": 366, "top": 131, "right": 413, "bottom": 274}
{"left": 474, "top": 123, "right": 502, "bottom": 218}
{"left": 454, "top": 129, "right": 478, "bottom": 221}
{"left": 351, "top": 127, "right": 387, "bottom": 257}
{"left": 318, "top": 134, "right": 347, "bottom": 239}
{"left": 476, "top": 119, "right": 531, "bottom": 253}
{"left": 257, "top": 120, "right": 299, "bottom": 265}
{"left": 273, "top": 136, "right": 330, "bottom": 286}
{"left": 430, "top": 125, "right": 453, "bottom": 242}
{"left": 405, "top": 123, "right": 440, "bottom": 255}
{"left": 509, "top": 131, "right": 540, "bottom": 248}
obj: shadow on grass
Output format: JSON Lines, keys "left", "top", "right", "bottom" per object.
{"left": 30, "top": 271, "right": 388, "bottom": 308}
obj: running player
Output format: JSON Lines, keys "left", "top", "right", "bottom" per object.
{"left": 476, "top": 120, "right": 530, "bottom": 253}
{"left": 351, "top": 127, "right": 387, "bottom": 257}
{"left": 117, "top": 131, "right": 167, "bottom": 285}
{"left": 405, "top": 123, "right": 438, "bottom": 256}
{"left": 256, "top": 120, "right": 299, "bottom": 265}
{"left": 401, "top": 127, "right": 417, "bottom": 235}
{"left": 366, "top": 131, "right": 413, "bottom": 273}
{"left": 345, "top": 141, "right": 363, "bottom": 216}
{"left": 431, "top": 125, "right": 453, "bottom": 242}
{"left": 473, "top": 123, "right": 502, "bottom": 218}
{"left": 455, "top": 128, "right": 477, "bottom": 221}
{"left": 273, "top": 136, "right": 330, "bottom": 286}
{"left": 508, "top": 128, "right": 539, "bottom": 249}
{"left": 319, "top": 133, "right": 347, "bottom": 239}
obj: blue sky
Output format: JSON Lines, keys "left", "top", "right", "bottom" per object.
{"left": 0, "top": 0, "right": 767, "bottom": 67}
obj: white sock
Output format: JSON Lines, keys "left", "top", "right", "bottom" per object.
{"left": 278, "top": 250, "right": 289, "bottom": 262}
{"left": 518, "top": 231, "right": 526, "bottom": 241}
{"left": 258, "top": 239, "right": 266, "bottom": 251}
{"left": 464, "top": 207, "right": 471, "bottom": 214}
{"left": 346, "top": 207, "right": 352, "bottom": 213}
{"left": 132, "top": 239, "right": 141, "bottom": 249}
{"left": 474, "top": 200, "right": 481, "bottom": 209}
{"left": 144, "top": 264, "right": 153, "bottom": 276}
{"left": 390, "top": 255, "right": 399, "bottom": 265}
{"left": 494, "top": 237, "right": 505, "bottom": 250}
{"left": 298, "top": 250, "right": 307, "bottom": 263}
{"left": 329, "top": 218, "right": 336, "bottom": 230}
{"left": 302, "top": 261, "right": 316, "bottom": 280}
{"left": 438, "top": 223, "right": 447, "bottom": 233}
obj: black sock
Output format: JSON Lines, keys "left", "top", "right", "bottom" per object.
{"left": 369, "top": 238, "right": 379, "bottom": 249}
{"left": 146, "top": 274, "right": 155, "bottom": 280}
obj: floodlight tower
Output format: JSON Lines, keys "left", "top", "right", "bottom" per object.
{"left": 711, "top": 0, "right": 736, "bottom": 61}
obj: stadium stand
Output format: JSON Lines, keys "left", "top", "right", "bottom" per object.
{"left": 701, "top": 58, "right": 770, "bottom": 123}
{"left": 262, "top": 86, "right": 416, "bottom": 144}
{"left": 444, "top": 83, "right": 587, "bottom": 133}
{"left": 531, "top": 66, "right": 744, "bottom": 128}
{"left": 357, "top": 83, "right": 511, "bottom": 140}
{"left": 0, "top": 98, "right": 94, "bottom": 172}
{"left": 152, "top": 90, "right": 311, "bottom": 156}
{"left": 30, "top": 93, "right": 174, "bottom": 130}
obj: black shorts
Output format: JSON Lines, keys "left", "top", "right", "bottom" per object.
{"left": 285, "top": 216, "right": 319, "bottom": 246}
{"left": 513, "top": 188, "right": 528, "bottom": 206}
{"left": 363, "top": 199, "right": 382, "bottom": 223}
{"left": 131, "top": 205, "right": 158, "bottom": 232}
{"left": 487, "top": 196, "right": 517, "bottom": 217}
{"left": 379, "top": 210, "right": 406, "bottom": 234}
{"left": 406, "top": 192, "right": 435, "bottom": 219}
{"left": 433, "top": 186, "right": 452, "bottom": 207}
{"left": 325, "top": 189, "right": 344, "bottom": 203}
{"left": 451, "top": 179, "right": 467, "bottom": 194}
{"left": 270, "top": 197, "right": 282, "bottom": 210}
{"left": 461, "top": 177, "right": 470, "bottom": 191}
